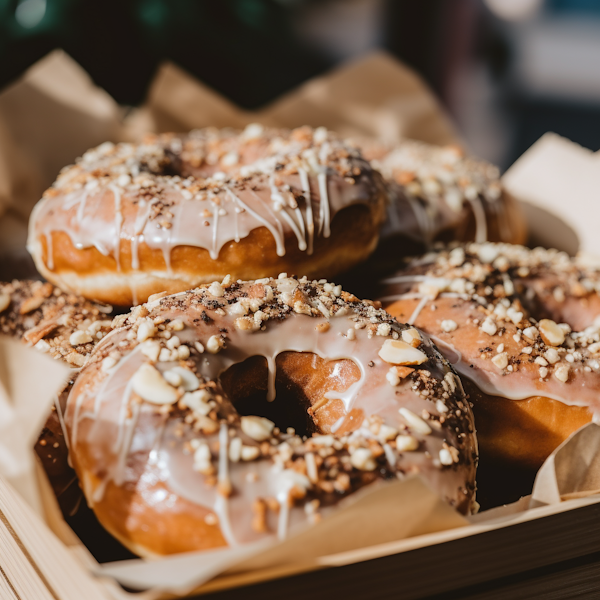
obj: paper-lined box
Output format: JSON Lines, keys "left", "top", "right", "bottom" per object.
{"left": 1, "top": 49, "right": 600, "bottom": 600}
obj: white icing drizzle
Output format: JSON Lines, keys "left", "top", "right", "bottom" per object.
{"left": 381, "top": 274, "right": 447, "bottom": 285}
{"left": 233, "top": 206, "right": 241, "bottom": 243}
{"left": 113, "top": 377, "right": 135, "bottom": 454}
{"left": 330, "top": 416, "right": 344, "bottom": 433}
{"left": 148, "top": 417, "right": 168, "bottom": 466}
{"left": 91, "top": 478, "right": 108, "bottom": 506}
{"left": 46, "top": 232, "right": 54, "bottom": 270}
{"left": 218, "top": 423, "right": 230, "bottom": 491}
{"left": 407, "top": 195, "right": 433, "bottom": 244}
{"left": 130, "top": 284, "right": 139, "bottom": 307}
{"left": 229, "top": 188, "right": 286, "bottom": 257}
{"left": 277, "top": 480, "right": 292, "bottom": 541}
{"left": 298, "top": 168, "right": 314, "bottom": 255}
{"left": 114, "top": 400, "right": 140, "bottom": 486}
{"left": 278, "top": 206, "right": 307, "bottom": 252}
{"left": 383, "top": 443, "right": 397, "bottom": 468}
{"left": 132, "top": 199, "right": 158, "bottom": 271}
{"left": 211, "top": 202, "right": 220, "bottom": 260}
{"left": 30, "top": 130, "right": 374, "bottom": 276}
{"left": 317, "top": 172, "right": 331, "bottom": 238}
{"left": 379, "top": 291, "right": 470, "bottom": 304}
{"left": 215, "top": 423, "right": 236, "bottom": 545}
{"left": 293, "top": 204, "right": 306, "bottom": 247}
{"left": 109, "top": 185, "right": 123, "bottom": 271}
{"left": 467, "top": 195, "right": 488, "bottom": 244}
{"left": 76, "top": 191, "right": 89, "bottom": 226}
{"left": 407, "top": 295, "right": 431, "bottom": 326}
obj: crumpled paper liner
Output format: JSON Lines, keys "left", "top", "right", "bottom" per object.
{"left": 0, "top": 51, "right": 123, "bottom": 223}
{"left": 502, "top": 132, "right": 600, "bottom": 255}
{"left": 98, "top": 477, "right": 467, "bottom": 595}
{"left": 0, "top": 336, "right": 69, "bottom": 516}
{"left": 531, "top": 422, "right": 600, "bottom": 506}
{"left": 128, "top": 52, "right": 460, "bottom": 146}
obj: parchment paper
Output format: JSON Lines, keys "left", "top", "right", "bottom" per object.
{"left": 531, "top": 423, "right": 600, "bottom": 507}
{"left": 502, "top": 132, "right": 600, "bottom": 255}
{"left": 0, "top": 336, "right": 69, "bottom": 516}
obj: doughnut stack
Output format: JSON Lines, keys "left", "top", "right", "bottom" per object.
{"left": 5, "top": 123, "right": 552, "bottom": 555}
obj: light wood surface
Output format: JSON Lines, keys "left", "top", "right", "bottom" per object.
{"left": 0, "top": 476, "right": 110, "bottom": 600}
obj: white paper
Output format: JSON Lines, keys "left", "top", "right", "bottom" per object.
{"left": 502, "top": 132, "right": 600, "bottom": 255}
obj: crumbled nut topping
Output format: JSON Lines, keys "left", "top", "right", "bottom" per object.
{"left": 382, "top": 242, "right": 600, "bottom": 387}
{"left": 0, "top": 280, "right": 112, "bottom": 366}
{"left": 44, "top": 126, "right": 372, "bottom": 234}
{"left": 80, "top": 275, "right": 476, "bottom": 526}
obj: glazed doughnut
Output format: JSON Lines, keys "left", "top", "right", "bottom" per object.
{"left": 379, "top": 243, "right": 600, "bottom": 499}
{"left": 0, "top": 280, "right": 113, "bottom": 511}
{"left": 65, "top": 276, "right": 477, "bottom": 557}
{"left": 28, "top": 125, "right": 386, "bottom": 306}
{"left": 362, "top": 140, "right": 526, "bottom": 268}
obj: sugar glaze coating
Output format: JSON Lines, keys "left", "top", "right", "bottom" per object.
{"left": 65, "top": 276, "right": 477, "bottom": 556}
{"left": 380, "top": 243, "right": 600, "bottom": 410}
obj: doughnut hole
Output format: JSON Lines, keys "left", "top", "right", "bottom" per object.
{"left": 220, "top": 352, "right": 362, "bottom": 437}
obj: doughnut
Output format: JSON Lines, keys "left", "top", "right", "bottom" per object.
{"left": 27, "top": 125, "right": 387, "bottom": 306}
{"left": 65, "top": 276, "right": 477, "bottom": 557}
{"left": 378, "top": 243, "right": 600, "bottom": 500}
{"left": 0, "top": 280, "right": 113, "bottom": 511}
{"left": 362, "top": 140, "right": 526, "bottom": 269}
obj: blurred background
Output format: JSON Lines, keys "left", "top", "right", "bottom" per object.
{"left": 0, "top": 0, "right": 599, "bottom": 169}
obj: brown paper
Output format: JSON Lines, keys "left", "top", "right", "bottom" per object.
{"left": 0, "top": 50, "right": 124, "bottom": 223}
{"left": 124, "top": 51, "right": 460, "bottom": 146}
{"left": 126, "top": 61, "right": 250, "bottom": 135}
{"left": 256, "top": 51, "right": 460, "bottom": 145}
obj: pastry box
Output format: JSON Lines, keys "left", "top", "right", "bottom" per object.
{"left": 0, "top": 50, "right": 599, "bottom": 600}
